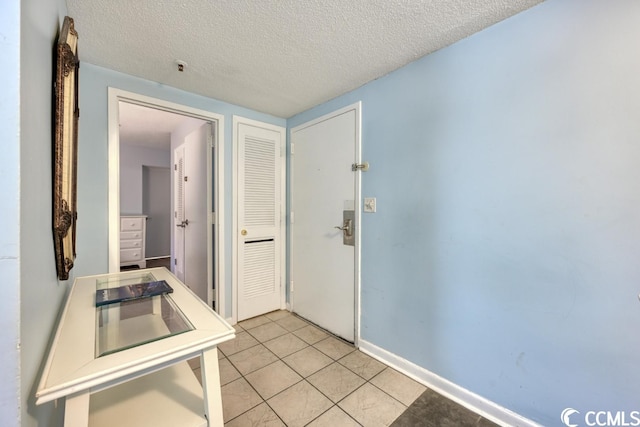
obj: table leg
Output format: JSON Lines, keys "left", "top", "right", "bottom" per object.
{"left": 64, "top": 392, "right": 90, "bottom": 427}
{"left": 200, "top": 348, "right": 224, "bottom": 427}
{"left": 152, "top": 294, "right": 161, "bottom": 314}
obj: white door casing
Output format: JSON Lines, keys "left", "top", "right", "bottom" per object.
{"left": 107, "top": 88, "right": 226, "bottom": 317}
{"left": 290, "top": 102, "right": 362, "bottom": 343}
{"left": 233, "top": 116, "right": 286, "bottom": 322}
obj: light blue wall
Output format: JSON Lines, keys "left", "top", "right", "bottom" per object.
{"left": 19, "top": 0, "right": 69, "bottom": 426}
{"left": 288, "top": 0, "right": 640, "bottom": 424}
{"left": 78, "top": 63, "right": 286, "bottom": 314}
{"left": 1, "top": 0, "right": 22, "bottom": 424}
{"left": 120, "top": 144, "right": 170, "bottom": 215}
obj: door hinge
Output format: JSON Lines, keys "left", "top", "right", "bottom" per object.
{"left": 351, "top": 161, "right": 369, "bottom": 172}
{"left": 290, "top": 280, "right": 294, "bottom": 292}
{"left": 174, "top": 164, "right": 177, "bottom": 171}
{"left": 290, "top": 211, "right": 295, "bottom": 224}
{"left": 184, "top": 176, "right": 188, "bottom": 181}
{"left": 290, "top": 143, "right": 294, "bottom": 155}
{"left": 208, "top": 134, "right": 214, "bottom": 149}
{"left": 174, "top": 258, "right": 177, "bottom": 265}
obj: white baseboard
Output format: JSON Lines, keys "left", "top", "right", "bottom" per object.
{"left": 226, "top": 317, "right": 234, "bottom": 326}
{"left": 358, "top": 339, "right": 541, "bottom": 427}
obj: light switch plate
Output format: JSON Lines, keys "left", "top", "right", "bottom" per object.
{"left": 364, "top": 197, "right": 376, "bottom": 213}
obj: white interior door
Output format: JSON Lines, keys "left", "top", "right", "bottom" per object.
{"left": 174, "top": 123, "right": 210, "bottom": 303}
{"left": 235, "top": 117, "right": 285, "bottom": 321}
{"left": 174, "top": 145, "right": 186, "bottom": 281}
{"left": 291, "top": 103, "right": 361, "bottom": 342}
{"left": 184, "top": 123, "right": 209, "bottom": 302}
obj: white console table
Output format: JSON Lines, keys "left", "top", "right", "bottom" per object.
{"left": 35, "top": 268, "right": 235, "bottom": 427}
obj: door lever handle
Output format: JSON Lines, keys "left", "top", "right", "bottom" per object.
{"left": 334, "top": 219, "right": 353, "bottom": 237}
{"left": 176, "top": 219, "right": 189, "bottom": 228}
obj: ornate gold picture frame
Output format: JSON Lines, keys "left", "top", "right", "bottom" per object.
{"left": 53, "top": 16, "right": 79, "bottom": 280}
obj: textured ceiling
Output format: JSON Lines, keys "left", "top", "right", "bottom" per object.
{"left": 67, "top": 0, "right": 543, "bottom": 118}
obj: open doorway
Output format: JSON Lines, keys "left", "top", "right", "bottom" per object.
{"left": 142, "top": 165, "right": 171, "bottom": 264}
{"left": 108, "top": 89, "right": 225, "bottom": 315}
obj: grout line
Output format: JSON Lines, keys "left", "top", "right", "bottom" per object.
{"left": 222, "top": 378, "right": 266, "bottom": 425}
{"left": 262, "top": 398, "right": 288, "bottom": 426}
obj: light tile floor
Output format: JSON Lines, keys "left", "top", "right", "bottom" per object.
{"left": 188, "top": 310, "right": 495, "bottom": 426}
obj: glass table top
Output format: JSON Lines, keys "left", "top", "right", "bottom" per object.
{"left": 96, "top": 272, "right": 194, "bottom": 357}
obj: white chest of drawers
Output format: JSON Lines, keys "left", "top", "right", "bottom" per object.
{"left": 120, "top": 215, "right": 147, "bottom": 269}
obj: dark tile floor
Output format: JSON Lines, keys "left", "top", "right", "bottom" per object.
{"left": 391, "top": 388, "right": 499, "bottom": 427}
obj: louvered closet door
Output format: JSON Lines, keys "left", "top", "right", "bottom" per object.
{"left": 237, "top": 121, "right": 283, "bottom": 321}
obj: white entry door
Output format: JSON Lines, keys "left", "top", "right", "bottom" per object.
{"left": 174, "top": 123, "right": 210, "bottom": 303}
{"left": 235, "top": 117, "right": 285, "bottom": 321}
{"left": 290, "top": 103, "right": 361, "bottom": 342}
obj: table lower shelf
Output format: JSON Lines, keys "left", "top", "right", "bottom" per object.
{"left": 88, "top": 361, "right": 207, "bottom": 427}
